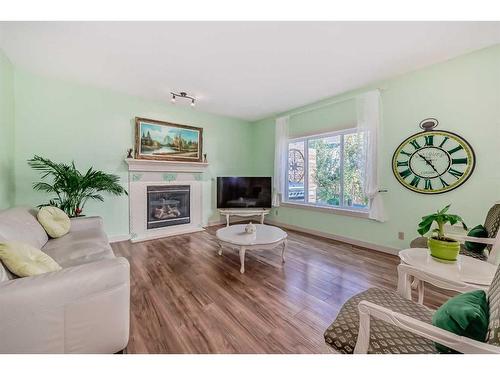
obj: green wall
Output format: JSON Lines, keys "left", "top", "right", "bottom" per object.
{"left": 253, "top": 44, "right": 500, "bottom": 251}
{"left": 13, "top": 69, "right": 254, "bottom": 237}
{"left": 5, "top": 44, "right": 500, "bottom": 248}
{"left": 0, "top": 49, "right": 15, "bottom": 209}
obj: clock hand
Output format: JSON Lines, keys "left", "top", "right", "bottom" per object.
{"left": 417, "top": 153, "right": 440, "bottom": 175}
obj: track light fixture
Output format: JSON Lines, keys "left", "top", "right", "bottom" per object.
{"left": 170, "top": 91, "right": 196, "bottom": 107}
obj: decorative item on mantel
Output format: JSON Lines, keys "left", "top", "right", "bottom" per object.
{"left": 203, "top": 153, "right": 207, "bottom": 163}
{"left": 126, "top": 148, "right": 133, "bottom": 159}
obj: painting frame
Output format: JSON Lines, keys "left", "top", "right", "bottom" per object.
{"left": 134, "top": 117, "right": 203, "bottom": 162}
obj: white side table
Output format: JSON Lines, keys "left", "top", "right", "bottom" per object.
{"left": 218, "top": 209, "right": 270, "bottom": 227}
{"left": 215, "top": 224, "right": 287, "bottom": 273}
{"left": 397, "top": 248, "right": 497, "bottom": 304}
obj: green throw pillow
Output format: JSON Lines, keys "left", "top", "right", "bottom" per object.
{"left": 432, "top": 290, "right": 489, "bottom": 353}
{"left": 464, "top": 224, "right": 489, "bottom": 253}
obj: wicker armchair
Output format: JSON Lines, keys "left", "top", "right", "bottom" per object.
{"left": 324, "top": 263, "right": 500, "bottom": 354}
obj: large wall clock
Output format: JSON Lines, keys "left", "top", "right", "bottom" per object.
{"left": 392, "top": 119, "right": 475, "bottom": 194}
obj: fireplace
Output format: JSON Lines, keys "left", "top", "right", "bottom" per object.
{"left": 147, "top": 185, "right": 191, "bottom": 229}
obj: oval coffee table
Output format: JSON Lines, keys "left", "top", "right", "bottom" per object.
{"left": 215, "top": 224, "right": 287, "bottom": 273}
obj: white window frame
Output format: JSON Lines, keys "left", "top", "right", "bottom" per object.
{"left": 284, "top": 127, "right": 369, "bottom": 217}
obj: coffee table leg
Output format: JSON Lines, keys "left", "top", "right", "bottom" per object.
{"left": 281, "top": 240, "right": 287, "bottom": 263}
{"left": 239, "top": 247, "right": 246, "bottom": 274}
{"left": 218, "top": 242, "right": 223, "bottom": 256}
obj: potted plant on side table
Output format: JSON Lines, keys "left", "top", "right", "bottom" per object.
{"left": 417, "top": 204, "right": 467, "bottom": 262}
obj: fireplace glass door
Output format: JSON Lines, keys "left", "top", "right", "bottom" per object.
{"left": 147, "top": 185, "right": 191, "bottom": 229}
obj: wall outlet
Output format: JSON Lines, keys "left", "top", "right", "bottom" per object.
{"left": 398, "top": 232, "right": 405, "bottom": 240}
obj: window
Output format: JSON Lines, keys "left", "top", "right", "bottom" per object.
{"left": 286, "top": 128, "right": 368, "bottom": 211}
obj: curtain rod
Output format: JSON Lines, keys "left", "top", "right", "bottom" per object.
{"left": 282, "top": 87, "right": 386, "bottom": 119}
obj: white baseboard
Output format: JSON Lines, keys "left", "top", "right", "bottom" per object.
{"left": 109, "top": 234, "right": 131, "bottom": 243}
{"left": 264, "top": 218, "right": 400, "bottom": 256}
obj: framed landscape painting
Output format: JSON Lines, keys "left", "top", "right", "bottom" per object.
{"left": 134, "top": 117, "right": 203, "bottom": 162}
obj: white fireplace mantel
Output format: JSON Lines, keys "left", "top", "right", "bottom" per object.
{"left": 125, "top": 158, "right": 207, "bottom": 242}
{"left": 125, "top": 158, "right": 209, "bottom": 173}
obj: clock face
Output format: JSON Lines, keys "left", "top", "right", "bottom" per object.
{"left": 392, "top": 130, "right": 475, "bottom": 194}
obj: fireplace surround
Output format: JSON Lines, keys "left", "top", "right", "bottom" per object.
{"left": 125, "top": 159, "right": 208, "bottom": 242}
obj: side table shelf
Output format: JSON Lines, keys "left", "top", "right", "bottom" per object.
{"left": 218, "top": 208, "right": 271, "bottom": 227}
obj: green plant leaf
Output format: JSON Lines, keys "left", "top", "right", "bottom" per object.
{"left": 28, "top": 155, "right": 127, "bottom": 217}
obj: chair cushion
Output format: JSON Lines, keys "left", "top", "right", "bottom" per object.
{"left": 464, "top": 225, "right": 489, "bottom": 253}
{"left": 37, "top": 206, "right": 71, "bottom": 238}
{"left": 324, "top": 288, "right": 438, "bottom": 354}
{"left": 0, "top": 241, "right": 62, "bottom": 277}
{"left": 432, "top": 290, "right": 489, "bottom": 353}
{"left": 0, "top": 207, "right": 49, "bottom": 249}
{"left": 42, "top": 227, "right": 114, "bottom": 268}
{"left": 487, "top": 265, "right": 500, "bottom": 346}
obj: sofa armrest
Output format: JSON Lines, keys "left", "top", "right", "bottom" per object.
{"left": 70, "top": 216, "right": 104, "bottom": 232}
{"left": 0, "top": 257, "right": 130, "bottom": 353}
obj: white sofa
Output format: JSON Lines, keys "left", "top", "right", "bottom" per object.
{"left": 0, "top": 207, "right": 130, "bottom": 354}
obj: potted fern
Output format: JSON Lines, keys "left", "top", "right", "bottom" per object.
{"left": 28, "top": 155, "right": 127, "bottom": 217}
{"left": 417, "top": 204, "right": 467, "bottom": 262}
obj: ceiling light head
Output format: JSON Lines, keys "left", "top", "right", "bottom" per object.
{"left": 170, "top": 91, "right": 196, "bottom": 108}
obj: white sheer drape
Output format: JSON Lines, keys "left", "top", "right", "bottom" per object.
{"left": 356, "top": 90, "right": 386, "bottom": 222}
{"left": 273, "top": 116, "right": 289, "bottom": 207}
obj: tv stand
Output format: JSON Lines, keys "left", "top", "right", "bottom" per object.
{"left": 218, "top": 208, "right": 271, "bottom": 227}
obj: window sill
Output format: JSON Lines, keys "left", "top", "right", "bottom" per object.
{"left": 280, "top": 202, "right": 369, "bottom": 219}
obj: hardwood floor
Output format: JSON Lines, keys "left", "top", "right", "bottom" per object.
{"left": 112, "top": 225, "right": 451, "bottom": 354}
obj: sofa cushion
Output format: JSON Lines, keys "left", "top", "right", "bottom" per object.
{"left": 0, "top": 241, "right": 62, "bottom": 277}
{"left": 0, "top": 260, "right": 10, "bottom": 283}
{"left": 42, "top": 227, "right": 114, "bottom": 268}
{"left": 0, "top": 207, "right": 49, "bottom": 249}
{"left": 37, "top": 206, "right": 71, "bottom": 238}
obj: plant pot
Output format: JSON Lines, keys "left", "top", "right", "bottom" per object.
{"left": 428, "top": 237, "right": 460, "bottom": 262}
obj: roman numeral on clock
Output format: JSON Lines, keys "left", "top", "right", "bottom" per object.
{"left": 424, "top": 135, "right": 434, "bottom": 146}
{"left": 410, "top": 176, "right": 420, "bottom": 188}
{"left": 399, "top": 169, "right": 412, "bottom": 179}
{"left": 400, "top": 150, "right": 412, "bottom": 157}
{"left": 439, "top": 137, "right": 449, "bottom": 147}
{"left": 424, "top": 179, "right": 432, "bottom": 190}
{"left": 452, "top": 158, "right": 468, "bottom": 165}
{"left": 448, "top": 168, "right": 464, "bottom": 179}
{"left": 409, "top": 139, "right": 421, "bottom": 150}
{"left": 397, "top": 161, "right": 409, "bottom": 167}
{"left": 440, "top": 177, "right": 449, "bottom": 187}
{"left": 448, "top": 145, "right": 463, "bottom": 154}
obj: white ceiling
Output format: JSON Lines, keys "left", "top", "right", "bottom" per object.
{"left": 1, "top": 22, "right": 499, "bottom": 121}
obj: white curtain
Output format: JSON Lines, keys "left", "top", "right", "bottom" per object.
{"left": 356, "top": 90, "right": 386, "bottom": 222}
{"left": 273, "top": 116, "right": 289, "bottom": 207}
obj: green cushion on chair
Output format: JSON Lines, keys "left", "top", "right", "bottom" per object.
{"left": 432, "top": 290, "right": 489, "bottom": 353}
{"left": 464, "top": 224, "right": 489, "bottom": 253}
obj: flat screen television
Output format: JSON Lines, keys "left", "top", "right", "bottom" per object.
{"left": 217, "top": 177, "right": 272, "bottom": 209}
